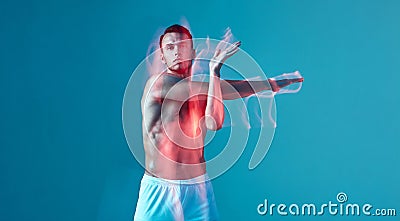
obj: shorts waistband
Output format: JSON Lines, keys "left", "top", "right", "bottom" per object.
{"left": 141, "top": 173, "right": 210, "bottom": 185}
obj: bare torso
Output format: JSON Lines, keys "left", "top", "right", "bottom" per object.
{"left": 141, "top": 73, "right": 208, "bottom": 180}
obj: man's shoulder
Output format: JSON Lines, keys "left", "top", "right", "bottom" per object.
{"left": 142, "top": 73, "right": 175, "bottom": 103}
{"left": 144, "top": 74, "right": 164, "bottom": 91}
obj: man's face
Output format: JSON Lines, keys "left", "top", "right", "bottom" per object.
{"left": 160, "top": 32, "right": 195, "bottom": 75}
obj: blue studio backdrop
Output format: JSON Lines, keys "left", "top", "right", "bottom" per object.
{"left": 0, "top": 0, "right": 399, "bottom": 221}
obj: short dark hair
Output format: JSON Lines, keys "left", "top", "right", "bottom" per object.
{"left": 159, "top": 24, "right": 193, "bottom": 49}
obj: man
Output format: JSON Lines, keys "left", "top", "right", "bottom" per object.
{"left": 134, "top": 24, "right": 303, "bottom": 221}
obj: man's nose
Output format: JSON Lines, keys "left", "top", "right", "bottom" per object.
{"left": 174, "top": 46, "right": 181, "bottom": 56}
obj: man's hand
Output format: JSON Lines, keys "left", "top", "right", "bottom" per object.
{"left": 209, "top": 41, "right": 241, "bottom": 74}
{"left": 268, "top": 77, "right": 304, "bottom": 92}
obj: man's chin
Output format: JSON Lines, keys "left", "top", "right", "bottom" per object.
{"left": 168, "top": 64, "right": 190, "bottom": 75}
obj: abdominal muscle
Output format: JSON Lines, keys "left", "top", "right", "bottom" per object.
{"left": 143, "top": 101, "right": 208, "bottom": 180}
{"left": 143, "top": 129, "right": 207, "bottom": 180}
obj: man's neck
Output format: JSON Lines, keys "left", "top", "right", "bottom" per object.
{"left": 166, "top": 69, "right": 191, "bottom": 79}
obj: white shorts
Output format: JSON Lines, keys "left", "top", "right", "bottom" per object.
{"left": 133, "top": 173, "right": 219, "bottom": 221}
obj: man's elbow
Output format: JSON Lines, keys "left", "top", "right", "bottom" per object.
{"left": 205, "top": 115, "right": 224, "bottom": 131}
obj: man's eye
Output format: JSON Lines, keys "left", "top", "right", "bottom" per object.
{"left": 166, "top": 45, "right": 174, "bottom": 50}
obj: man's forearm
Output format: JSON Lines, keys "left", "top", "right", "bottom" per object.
{"left": 221, "top": 77, "right": 303, "bottom": 100}
{"left": 205, "top": 68, "right": 225, "bottom": 130}
{"left": 221, "top": 80, "right": 272, "bottom": 100}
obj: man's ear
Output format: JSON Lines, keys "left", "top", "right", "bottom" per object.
{"left": 192, "top": 49, "right": 196, "bottom": 59}
{"left": 160, "top": 50, "right": 166, "bottom": 64}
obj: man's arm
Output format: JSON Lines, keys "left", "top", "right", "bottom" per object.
{"left": 146, "top": 74, "right": 304, "bottom": 102}
{"left": 204, "top": 41, "right": 242, "bottom": 130}
{"left": 221, "top": 80, "right": 271, "bottom": 100}
{"left": 204, "top": 67, "right": 224, "bottom": 130}
{"left": 221, "top": 77, "right": 304, "bottom": 100}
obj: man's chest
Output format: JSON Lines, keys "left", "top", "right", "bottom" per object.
{"left": 178, "top": 100, "right": 206, "bottom": 119}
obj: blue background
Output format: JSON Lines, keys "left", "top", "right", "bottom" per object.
{"left": 1, "top": 0, "right": 399, "bottom": 220}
